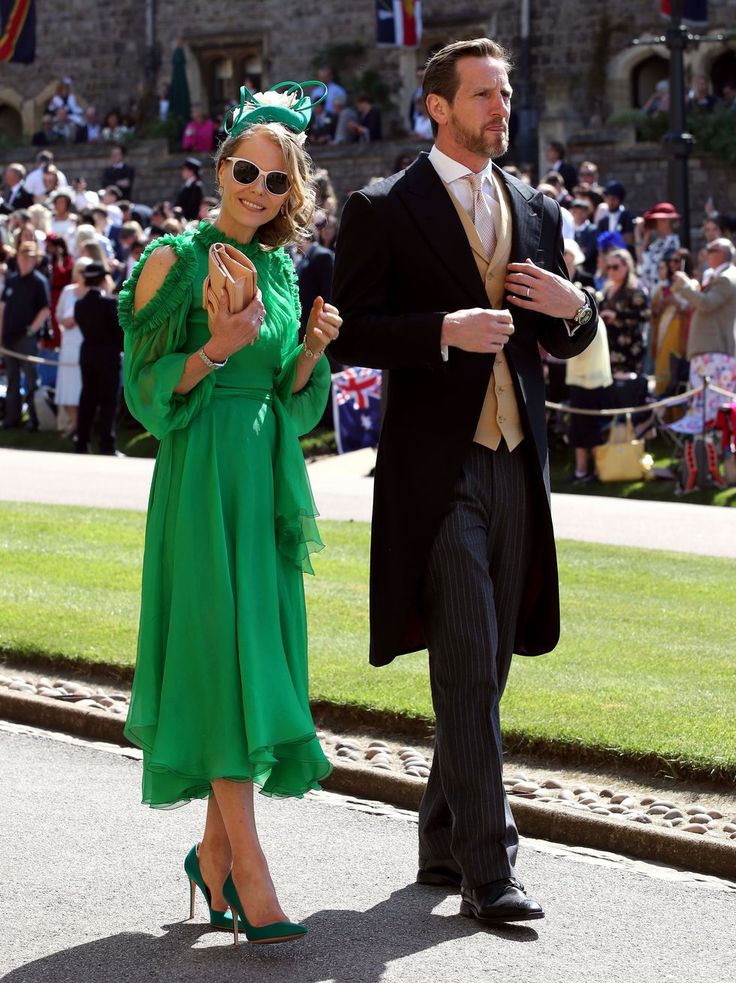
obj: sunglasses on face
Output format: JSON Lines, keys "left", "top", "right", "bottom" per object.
{"left": 226, "top": 157, "right": 291, "bottom": 196}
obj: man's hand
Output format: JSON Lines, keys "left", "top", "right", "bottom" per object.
{"left": 441, "top": 308, "right": 514, "bottom": 353}
{"left": 505, "top": 258, "right": 585, "bottom": 320}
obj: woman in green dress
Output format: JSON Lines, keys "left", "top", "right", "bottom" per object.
{"left": 118, "top": 84, "right": 342, "bottom": 945}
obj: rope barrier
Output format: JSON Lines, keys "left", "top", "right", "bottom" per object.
{"left": 2, "top": 345, "right": 735, "bottom": 417}
{"left": 0, "top": 344, "right": 78, "bottom": 369}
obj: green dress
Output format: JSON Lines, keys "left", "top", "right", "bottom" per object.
{"left": 119, "top": 221, "right": 332, "bottom": 808}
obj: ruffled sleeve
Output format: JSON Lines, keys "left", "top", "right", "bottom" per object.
{"left": 118, "top": 233, "right": 216, "bottom": 440}
{"left": 272, "top": 248, "right": 331, "bottom": 436}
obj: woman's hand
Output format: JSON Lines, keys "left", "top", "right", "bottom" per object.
{"left": 205, "top": 288, "right": 266, "bottom": 362}
{"left": 600, "top": 308, "right": 616, "bottom": 325}
{"left": 303, "top": 296, "right": 342, "bottom": 357}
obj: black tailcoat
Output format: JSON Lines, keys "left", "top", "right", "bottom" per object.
{"left": 331, "top": 152, "right": 597, "bottom": 667}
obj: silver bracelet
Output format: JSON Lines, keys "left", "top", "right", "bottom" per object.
{"left": 198, "top": 346, "right": 228, "bottom": 370}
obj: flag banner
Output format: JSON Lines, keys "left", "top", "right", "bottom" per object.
{"left": 331, "top": 367, "right": 382, "bottom": 454}
{"left": 0, "top": 0, "right": 35, "bottom": 63}
{"left": 376, "top": 0, "right": 422, "bottom": 48}
{"left": 660, "top": 1, "right": 708, "bottom": 25}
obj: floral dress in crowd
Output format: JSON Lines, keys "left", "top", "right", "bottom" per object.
{"left": 600, "top": 283, "right": 650, "bottom": 376}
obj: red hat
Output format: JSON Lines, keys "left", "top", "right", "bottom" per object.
{"left": 643, "top": 202, "right": 680, "bottom": 220}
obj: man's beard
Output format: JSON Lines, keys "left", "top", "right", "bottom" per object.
{"left": 449, "top": 113, "right": 509, "bottom": 159}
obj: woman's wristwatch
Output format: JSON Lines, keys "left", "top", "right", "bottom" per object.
{"left": 198, "top": 346, "right": 228, "bottom": 370}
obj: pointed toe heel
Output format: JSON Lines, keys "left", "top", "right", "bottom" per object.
{"left": 184, "top": 844, "right": 241, "bottom": 932}
{"left": 223, "top": 873, "right": 307, "bottom": 946}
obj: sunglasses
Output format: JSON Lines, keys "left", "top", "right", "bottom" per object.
{"left": 226, "top": 157, "right": 291, "bottom": 196}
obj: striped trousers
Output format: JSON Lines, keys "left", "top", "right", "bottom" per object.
{"left": 419, "top": 441, "right": 533, "bottom": 888}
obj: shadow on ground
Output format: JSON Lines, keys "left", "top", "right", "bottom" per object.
{"left": 5, "top": 884, "right": 538, "bottom": 983}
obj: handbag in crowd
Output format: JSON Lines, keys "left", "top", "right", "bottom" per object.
{"left": 202, "top": 242, "right": 258, "bottom": 329}
{"left": 593, "top": 414, "right": 652, "bottom": 482}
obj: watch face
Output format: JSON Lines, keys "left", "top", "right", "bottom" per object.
{"left": 577, "top": 306, "right": 593, "bottom": 326}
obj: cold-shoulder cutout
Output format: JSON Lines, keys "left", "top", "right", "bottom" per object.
{"left": 134, "top": 246, "right": 178, "bottom": 312}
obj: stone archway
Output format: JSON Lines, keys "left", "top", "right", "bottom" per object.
{"left": 606, "top": 44, "right": 670, "bottom": 115}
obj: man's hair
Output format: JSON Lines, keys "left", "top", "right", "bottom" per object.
{"left": 7, "top": 163, "right": 26, "bottom": 180}
{"left": 422, "top": 37, "right": 511, "bottom": 137}
{"left": 548, "top": 140, "right": 565, "bottom": 158}
{"left": 112, "top": 142, "right": 127, "bottom": 155}
{"left": 36, "top": 150, "right": 53, "bottom": 163}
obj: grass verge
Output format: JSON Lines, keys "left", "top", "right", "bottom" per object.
{"left": 1, "top": 502, "right": 734, "bottom": 781}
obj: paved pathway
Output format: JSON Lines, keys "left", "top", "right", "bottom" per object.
{"left": 1, "top": 446, "right": 734, "bottom": 557}
{"left": 1, "top": 721, "right": 733, "bottom": 983}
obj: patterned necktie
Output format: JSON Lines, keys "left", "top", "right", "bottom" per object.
{"left": 466, "top": 171, "right": 496, "bottom": 259}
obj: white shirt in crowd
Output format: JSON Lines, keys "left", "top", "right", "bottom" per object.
{"left": 25, "top": 165, "right": 69, "bottom": 198}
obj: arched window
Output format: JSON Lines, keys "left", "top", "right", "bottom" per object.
{"left": 631, "top": 54, "right": 668, "bottom": 109}
{"left": 710, "top": 49, "right": 736, "bottom": 99}
{"left": 0, "top": 104, "right": 23, "bottom": 143}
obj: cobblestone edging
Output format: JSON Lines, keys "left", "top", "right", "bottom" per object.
{"left": 2, "top": 673, "right": 735, "bottom": 882}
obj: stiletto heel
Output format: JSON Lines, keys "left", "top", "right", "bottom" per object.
{"left": 223, "top": 873, "right": 307, "bottom": 946}
{"left": 184, "top": 844, "right": 243, "bottom": 932}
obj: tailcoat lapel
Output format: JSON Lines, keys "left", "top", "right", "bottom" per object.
{"left": 495, "top": 164, "right": 544, "bottom": 265}
{"left": 398, "top": 153, "right": 489, "bottom": 308}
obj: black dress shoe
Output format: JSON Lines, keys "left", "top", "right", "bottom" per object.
{"left": 460, "top": 878, "right": 544, "bottom": 923}
{"left": 416, "top": 865, "right": 462, "bottom": 889}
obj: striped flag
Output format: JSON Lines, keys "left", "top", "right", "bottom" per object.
{"left": 376, "top": 0, "right": 422, "bottom": 48}
{"left": 0, "top": 0, "right": 35, "bottom": 63}
{"left": 660, "top": 1, "right": 708, "bottom": 24}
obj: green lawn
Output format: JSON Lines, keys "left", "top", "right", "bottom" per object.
{"left": 1, "top": 502, "right": 734, "bottom": 778}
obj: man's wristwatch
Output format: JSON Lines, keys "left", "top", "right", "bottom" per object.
{"left": 571, "top": 293, "right": 594, "bottom": 327}
{"left": 198, "top": 346, "right": 228, "bottom": 370}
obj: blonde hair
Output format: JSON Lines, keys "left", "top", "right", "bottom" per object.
{"left": 28, "top": 203, "right": 51, "bottom": 233}
{"left": 81, "top": 240, "right": 108, "bottom": 267}
{"left": 73, "top": 256, "right": 93, "bottom": 279}
{"left": 75, "top": 224, "right": 97, "bottom": 249}
{"left": 213, "top": 122, "right": 315, "bottom": 250}
{"left": 605, "top": 248, "right": 638, "bottom": 292}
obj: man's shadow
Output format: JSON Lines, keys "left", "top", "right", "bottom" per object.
{"left": 5, "top": 883, "right": 538, "bottom": 983}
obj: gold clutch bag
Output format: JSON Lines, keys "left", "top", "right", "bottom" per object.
{"left": 202, "top": 241, "right": 258, "bottom": 329}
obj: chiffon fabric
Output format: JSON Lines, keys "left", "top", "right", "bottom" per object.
{"left": 119, "top": 221, "right": 332, "bottom": 807}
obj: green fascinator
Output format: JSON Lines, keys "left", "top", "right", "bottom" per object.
{"left": 224, "top": 81, "right": 328, "bottom": 138}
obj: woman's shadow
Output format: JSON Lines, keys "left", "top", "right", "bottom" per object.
{"left": 6, "top": 883, "right": 538, "bottom": 983}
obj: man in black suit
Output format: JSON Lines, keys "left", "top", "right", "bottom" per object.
{"left": 74, "top": 263, "right": 124, "bottom": 455}
{"left": 332, "top": 38, "right": 597, "bottom": 924}
{"left": 101, "top": 144, "right": 135, "bottom": 198}
{"left": 175, "top": 157, "right": 204, "bottom": 221}
{"left": 545, "top": 140, "right": 578, "bottom": 193}
{"left": 1, "top": 163, "right": 34, "bottom": 214}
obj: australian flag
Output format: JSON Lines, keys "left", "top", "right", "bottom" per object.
{"left": 331, "top": 367, "right": 382, "bottom": 454}
{"left": 0, "top": 0, "right": 36, "bottom": 63}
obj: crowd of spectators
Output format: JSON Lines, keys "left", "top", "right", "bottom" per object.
{"left": 519, "top": 144, "right": 736, "bottom": 483}
{"left": 1, "top": 65, "right": 735, "bottom": 471}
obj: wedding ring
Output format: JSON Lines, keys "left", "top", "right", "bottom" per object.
{"left": 526, "top": 285, "right": 531, "bottom": 298}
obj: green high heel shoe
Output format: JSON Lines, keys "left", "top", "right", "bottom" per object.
{"left": 184, "top": 844, "right": 242, "bottom": 932}
{"left": 222, "top": 872, "right": 308, "bottom": 945}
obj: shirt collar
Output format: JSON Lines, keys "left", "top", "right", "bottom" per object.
{"left": 712, "top": 261, "right": 731, "bottom": 277}
{"left": 428, "top": 144, "right": 494, "bottom": 188}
